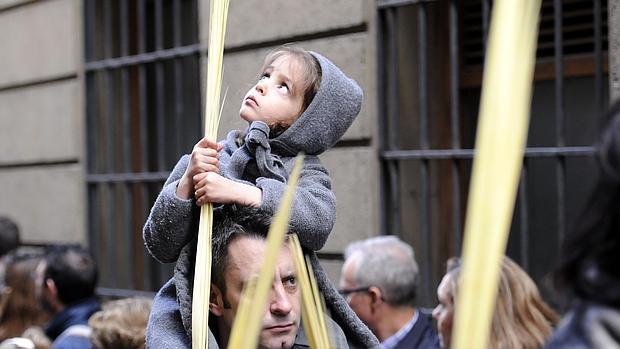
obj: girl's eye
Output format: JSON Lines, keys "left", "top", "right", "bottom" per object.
{"left": 278, "top": 83, "right": 289, "bottom": 92}
{"left": 259, "top": 73, "right": 270, "bottom": 81}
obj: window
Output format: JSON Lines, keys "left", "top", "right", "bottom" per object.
{"left": 377, "top": 0, "right": 608, "bottom": 305}
{"left": 84, "top": 0, "right": 201, "bottom": 292}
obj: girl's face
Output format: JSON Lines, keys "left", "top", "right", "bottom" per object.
{"left": 432, "top": 274, "right": 455, "bottom": 348}
{"left": 239, "top": 54, "right": 305, "bottom": 128}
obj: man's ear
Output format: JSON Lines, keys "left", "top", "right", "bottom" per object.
{"left": 45, "top": 279, "right": 58, "bottom": 299}
{"left": 368, "top": 286, "right": 384, "bottom": 309}
{"left": 209, "top": 284, "right": 224, "bottom": 316}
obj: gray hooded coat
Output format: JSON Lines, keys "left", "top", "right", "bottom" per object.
{"left": 144, "top": 52, "right": 379, "bottom": 348}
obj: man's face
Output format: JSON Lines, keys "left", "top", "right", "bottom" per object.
{"left": 216, "top": 236, "right": 301, "bottom": 349}
{"left": 338, "top": 254, "right": 374, "bottom": 330}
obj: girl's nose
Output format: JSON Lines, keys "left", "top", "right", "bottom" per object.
{"left": 255, "top": 80, "right": 267, "bottom": 95}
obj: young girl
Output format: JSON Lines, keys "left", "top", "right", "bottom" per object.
{"left": 143, "top": 46, "right": 360, "bottom": 262}
{"left": 144, "top": 47, "right": 380, "bottom": 348}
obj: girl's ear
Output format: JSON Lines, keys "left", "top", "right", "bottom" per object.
{"left": 209, "top": 284, "right": 224, "bottom": 316}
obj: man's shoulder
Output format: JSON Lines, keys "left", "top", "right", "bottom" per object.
{"left": 397, "top": 309, "right": 440, "bottom": 349}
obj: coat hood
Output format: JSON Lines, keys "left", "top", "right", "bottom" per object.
{"left": 270, "top": 52, "right": 363, "bottom": 156}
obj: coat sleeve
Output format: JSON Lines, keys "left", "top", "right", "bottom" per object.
{"left": 143, "top": 155, "right": 199, "bottom": 263}
{"left": 255, "top": 156, "right": 335, "bottom": 251}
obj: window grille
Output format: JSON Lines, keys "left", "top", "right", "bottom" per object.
{"left": 377, "top": 0, "right": 608, "bottom": 305}
{"left": 84, "top": 0, "right": 202, "bottom": 292}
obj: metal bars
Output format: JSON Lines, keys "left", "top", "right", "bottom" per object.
{"left": 417, "top": 2, "right": 433, "bottom": 301}
{"left": 553, "top": 0, "right": 567, "bottom": 244}
{"left": 84, "top": 0, "right": 201, "bottom": 293}
{"left": 377, "top": 0, "right": 608, "bottom": 306}
{"left": 449, "top": 0, "right": 462, "bottom": 254}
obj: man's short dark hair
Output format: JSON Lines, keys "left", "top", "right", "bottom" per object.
{"left": 210, "top": 205, "right": 275, "bottom": 294}
{"left": 0, "top": 216, "right": 20, "bottom": 257}
{"left": 44, "top": 245, "right": 98, "bottom": 305}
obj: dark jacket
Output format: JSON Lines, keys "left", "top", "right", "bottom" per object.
{"left": 45, "top": 297, "right": 100, "bottom": 349}
{"left": 393, "top": 310, "right": 440, "bottom": 349}
{"left": 545, "top": 301, "right": 620, "bottom": 349}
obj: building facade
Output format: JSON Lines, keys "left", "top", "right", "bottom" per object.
{"left": 0, "top": 0, "right": 616, "bottom": 306}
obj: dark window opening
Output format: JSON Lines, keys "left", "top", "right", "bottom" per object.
{"left": 378, "top": 0, "right": 608, "bottom": 306}
{"left": 84, "top": 0, "right": 201, "bottom": 293}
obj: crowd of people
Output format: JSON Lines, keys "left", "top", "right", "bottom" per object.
{"left": 0, "top": 224, "right": 152, "bottom": 349}
{"left": 2, "top": 45, "right": 620, "bottom": 349}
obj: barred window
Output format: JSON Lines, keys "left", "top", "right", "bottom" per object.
{"left": 84, "top": 0, "right": 202, "bottom": 292}
{"left": 377, "top": 0, "right": 608, "bottom": 305}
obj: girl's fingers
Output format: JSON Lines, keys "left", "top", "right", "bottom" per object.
{"left": 195, "top": 137, "right": 221, "bottom": 151}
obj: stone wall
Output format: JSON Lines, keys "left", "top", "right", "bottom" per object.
{"left": 0, "top": 0, "right": 86, "bottom": 244}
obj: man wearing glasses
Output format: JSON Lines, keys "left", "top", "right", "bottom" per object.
{"left": 339, "top": 236, "right": 440, "bottom": 349}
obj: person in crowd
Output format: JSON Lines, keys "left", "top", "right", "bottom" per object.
{"left": 89, "top": 298, "right": 152, "bottom": 349}
{"left": 544, "top": 100, "right": 620, "bottom": 348}
{"left": 36, "top": 246, "right": 100, "bottom": 349}
{"left": 0, "top": 217, "right": 20, "bottom": 258}
{"left": 339, "top": 236, "right": 439, "bottom": 349}
{"left": 0, "top": 252, "right": 48, "bottom": 342}
{"left": 433, "top": 256, "right": 558, "bottom": 349}
{"left": 147, "top": 205, "right": 377, "bottom": 348}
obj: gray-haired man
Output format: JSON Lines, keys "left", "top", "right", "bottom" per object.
{"left": 339, "top": 236, "right": 440, "bottom": 349}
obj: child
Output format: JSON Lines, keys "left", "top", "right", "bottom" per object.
{"left": 89, "top": 298, "right": 152, "bottom": 349}
{"left": 144, "top": 47, "right": 380, "bottom": 348}
{"left": 143, "top": 46, "right": 361, "bottom": 262}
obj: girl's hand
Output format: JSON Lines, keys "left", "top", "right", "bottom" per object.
{"left": 194, "top": 172, "right": 262, "bottom": 207}
{"left": 176, "top": 137, "right": 223, "bottom": 200}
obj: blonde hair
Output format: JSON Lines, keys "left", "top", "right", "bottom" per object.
{"left": 447, "top": 256, "right": 559, "bottom": 349}
{"left": 89, "top": 298, "right": 152, "bottom": 349}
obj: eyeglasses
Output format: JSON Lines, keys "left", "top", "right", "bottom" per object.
{"left": 338, "top": 286, "right": 371, "bottom": 297}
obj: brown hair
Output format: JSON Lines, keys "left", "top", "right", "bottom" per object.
{"left": 446, "top": 256, "right": 559, "bottom": 349}
{"left": 260, "top": 46, "right": 322, "bottom": 113}
{"left": 0, "top": 253, "right": 48, "bottom": 342}
{"left": 89, "top": 298, "right": 152, "bottom": 349}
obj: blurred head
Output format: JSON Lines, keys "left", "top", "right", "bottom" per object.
{"left": 209, "top": 206, "right": 300, "bottom": 349}
{"left": 0, "top": 252, "right": 48, "bottom": 342}
{"left": 555, "top": 99, "right": 620, "bottom": 308}
{"left": 89, "top": 298, "right": 152, "bottom": 349}
{"left": 37, "top": 245, "right": 98, "bottom": 312}
{"left": 433, "top": 256, "right": 559, "bottom": 349}
{"left": 339, "top": 236, "right": 419, "bottom": 335}
{"left": 240, "top": 46, "right": 321, "bottom": 137}
{"left": 0, "top": 217, "right": 20, "bottom": 258}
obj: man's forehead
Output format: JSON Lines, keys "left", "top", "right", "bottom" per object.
{"left": 225, "top": 235, "right": 294, "bottom": 277}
